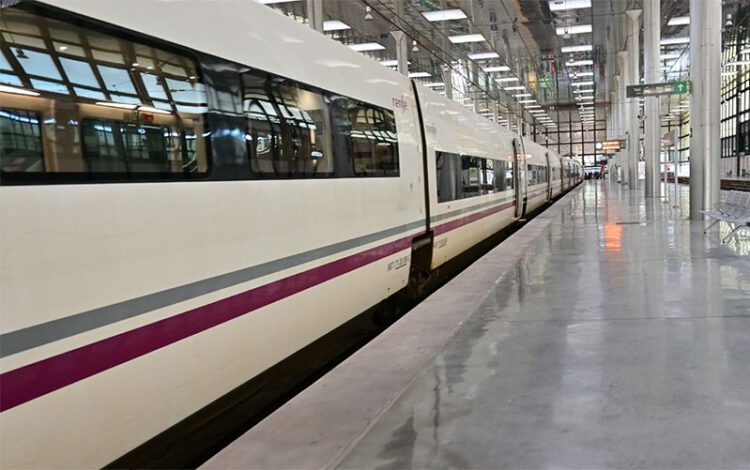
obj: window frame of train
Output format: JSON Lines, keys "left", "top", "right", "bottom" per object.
{"left": 0, "top": 2, "right": 211, "bottom": 184}
{"left": 241, "top": 69, "right": 400, "bottom": 179}
{"left": 526, "top": 163, "right": 548, "bottom": 186}
{"left": 435, "top": 150, "right": 513, "bottom": 203}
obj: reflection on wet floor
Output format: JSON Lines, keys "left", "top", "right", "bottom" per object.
{"left": 337, "top": 181, "right": 750, "bottom": 470}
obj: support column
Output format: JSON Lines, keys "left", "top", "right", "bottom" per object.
{"left": 613, "top": 75, "right": 626, "bottom": 185}
{"left": 391, "top": 31, "right": 409, "bottom": 76}
{"left": 626, "top": 9, "right": 642, "bottom": 191}
{"left": 689, "top": 0, "right": 721, "bottom": 219}
{"left": 305, "top": 0, "right": 323, "bottom": 32}
{"left": 643, "top": 0, "right": 661, "bottom": 198}
{"left": 618, "top": 51, "right": 631, "bottom": 187}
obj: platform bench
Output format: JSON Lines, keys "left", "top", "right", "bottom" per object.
{"left": 702, "top": 190, "right": 750, "bottom": 243}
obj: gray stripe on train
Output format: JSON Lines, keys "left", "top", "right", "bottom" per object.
{"left": 0, "top": 219, "right": 426, "bottom": 357}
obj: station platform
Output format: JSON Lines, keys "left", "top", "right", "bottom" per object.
{"left": 203, "top": 181, "right": 750, "bottom": 469}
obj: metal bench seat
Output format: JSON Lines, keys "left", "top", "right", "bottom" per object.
{"left": 701, "top": 190, "right": 750, "bottom": 243}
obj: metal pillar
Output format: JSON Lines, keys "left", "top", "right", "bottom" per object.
{"left": 626, "top": 9, "right": 642, "bottom": 191}
{"left": 643, "top": 0, "right": 661, "bottom": 198}
{"left": 618, "top": 51, "right": 631, "bottom": 187}
{"left": 306, "top": 0, "right": 323, "bottom": 32}
{"left": 613, "top": 75, "right": 626, "bottom": 184}
{"left": 391, "top": 31, "right": 409, "bottom": 76}
{"left": 689, "top": 0, "right": 721, "bottom": 218}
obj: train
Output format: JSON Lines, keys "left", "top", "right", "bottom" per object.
{"left": 0, "top": 0, "right": 582, "bottom": 467}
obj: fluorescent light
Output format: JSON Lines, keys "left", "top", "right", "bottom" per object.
{"left": 0, "top": 84, "right": 40, "bottom": 96}
{"left": 483, "top": 65, "right": 511, "bottom": 73}
{"left": 496, "top": 77, "right": 519, "bottom": 83}
{"left": 567, "top": 59, "right": 593, "bottom": 66}
{"left": 556, "top": 24, "right": 592, "bottom": 36}
{"left": 722, "top": 71, "right": 738, "bottom": 76}
{"left": 726, "top": 61, "right": 750, "bottom": 66}
{"left": 96, "top": 101, "right": 137, "bottom": 110}
{"left": 660, "top": 53, "right": 681, "bottom": 60}
{"left": 514, "top": 93, "right": 532, "bottom": 97}
{"left": 503, "top": 86, "right": 526, "bottom": 91}
{"left": 574, "top": 71, "right": 594, "bottom": 77}
{"left": 525, "top": 105, "right": 541, "bottom": 109}
{"left": 423, "top": 82, "right": 445, "bottom": 88}
{"left": 518, "top": 100, "right": 537, "bottom": 104}
{"left": 549, "top": 0, "right": 592, "bottom": 12}
{"left": 667, "top": 16, "right": 690, "bottom": 26}
{"left": 259, "top": 0, "right": 300, "bottom": 3}
{"left": 324, "top": 20, "right": 351, "bottom": 31}
{"left": 379, "top": 60, "right": 398, "bottom": 67}
{"left": 468, "top": 52, "right": 499, "bottom": 60}
{"left": 348, "top": 42, "right": 385, "bottom": 52}
{"left": 422, "top": 8, "right": 467, "bottom": 22}
{"left": 408, "top": 72, "right": 431, "bottom": 78}
{"left": 571, "top": 81, "right": 594, "bottom": 87}
{"left": 449, "top": 34, "right": 485, "bottom": 44}
{"left": 660, "top": 36, "right": 690, "bottom": 45}
{"left": 561, "top": 44, "right": 593, "bottom": 53}
{"left": 137, "top": 106, "right": 171, "bottom": 115}
{"left": 574, "top": 88, "right": 594, "bottom": 94}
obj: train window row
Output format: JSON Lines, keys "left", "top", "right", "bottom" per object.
{"left": 0, "top": 5, "right": 399, "bottom": 183}
{"left": 435, "top": 151, "right": 513, "bottom": 203}
{"left": 242, "top": 70, "right": 398, "bottom": 178}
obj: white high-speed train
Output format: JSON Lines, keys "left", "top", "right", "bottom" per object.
{"left": 0, "top": 0, "right": 582, "bottom": 467}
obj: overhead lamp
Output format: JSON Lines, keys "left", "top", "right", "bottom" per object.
{"left": 726, "top": 61, "right": 750, "bottom": 66}
{"left": 660, "top": 36, "right": 690, "bottom": 45}
{"left": 503, "top": 86, "right": 526, "bottom": 91}
{"left": 408, "top": 72, "right": 431, "bottom": 78}
{"left": 96, "top": 101, "right": 138, "bottom": 110}
{"left": 379, "top": 59, "right": 398, "bottom": 66}
{"left": 556, "top": 24, "right": 593, "bottom": 36}
{"left": 515, "top": 93, "right": 532, "bottom": 97}
{"left": 468, "top": 52, "right": 500, "bottom": 60}
{"left": 571, "top": 81, "right": 594, "bottom": 87}
{"left": 576, "top": 71, "right": 594, "bottom": 77}
{"left": 259, "top": 0, "right": 300, "bottom": 3}
{"left": 660, "top": 53, "right": 681, "bottom": 60}
{"left": 449, "top": 34, "right": 485, "bottom": 44}
{"left": 323, "top": 20, "right": 351, "bottom": 31}
{"left": 722, "top": 71, "right": 738, "bottom": 76}
{"left": 365, "top": 5, "right": 374, "bottom": 21}
{"left": 348, "top": 42, "right": 385, "bottom": 52}
{"left": 483, "top": 65, "right": 511, "bottom": 73}
{"left": 525, "top": 105, "right": 541, "bottom": 109}
{"left": 561, "top": 44, "right": 593, "bottom": 53}
{"left": 496, "top": 77, "right": 519, "bottom": 83}
{"left": 423, "top": 82, "right": 445, "bottom": 88}
{"left": 549, "top": 0, "right": 592, "bottom": 12}
{"left": 567, "top": 59, "right": 593, "bottom": 67}
{"left": 0, "top": 84, "right": 40, "bottom": 96}
{"left": 422, "top": 8, "right": 467, "bottom": 22}
{"left": 667, "top": 16, "right": 690, "bottom": 26}
{"left": 574, "top": 89, "right": 594, "bottom": 94}
{"left": 412, "top": 40, "right": 419, "bottom": 53}
{"left": 518, "top": 99, "right": 537, "bottom": 104}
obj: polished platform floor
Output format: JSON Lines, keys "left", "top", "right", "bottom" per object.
{"left": 338, "top": 182, "right": 750, "bottom": 469}
{"left": 205, "top": 182, "right": 750, "bottom": 469}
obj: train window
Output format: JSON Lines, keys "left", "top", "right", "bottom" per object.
{"left": 436, "top": 152, "right": 512, "bottom": 202}
{"left": 243, "top": 71, "right": 333, "bottom": 177}
{"left": 0, "top": 108, "right": 44, "bottom": 172}
{"left": 527, "top": 164, "right": 548, "bottom": 186}
{"left": 332, "top": 99, "right": 399, "bottom": 177}
{"left": 0, "top": 6, "right": 209, "bottom": 183}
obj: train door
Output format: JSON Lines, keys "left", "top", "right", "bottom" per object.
{"left": 512, "top": 138, "right": 527, "bottom": 218}
{"left": 545, "top": 152, "right": 552, "bottom": 200}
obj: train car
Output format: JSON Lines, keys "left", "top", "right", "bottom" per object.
{"left": 0, "top": 1, "right": 579, "bottom": 467}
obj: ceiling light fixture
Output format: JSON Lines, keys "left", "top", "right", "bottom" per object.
{"left": 667, "top": 16, "right": 690, "bottom": 26}
{"left": 503, "top": 86, "right": 526, "bottom": 91}
{"left": 422, "top": 8, "right": 467, "bottom": 22}
{"left": 571, "top": 81, "right": 594, "bottom": 87}
{"left": 483, "top": 65, "right": 511, "bottom": 73}
{"left": 348, "top": 42, "right": 385, "bottom": 52}
{"left": 408, "top": 72, "right": 431, "bottom": 78}
{"left": 496, "top": 77, "right": 519, "bottom": 83}
{"left": 660, "top": 36, "right": 690, "bottom": 45}
{"left": 548, "top": 0, "right": 592, "bottom": 12}
{"left": 423, "top": 82, "right": 445, "bottom": 88}
{"left": 0, "top": 84, "right": 40, "bottom": 96}
{"left": 323, "top": 20, "right": 351, "bottom": 31}
{"left": 449, "top": 33, "right": 486, "bottom": 44}
{"left": 555, "top": 24, "right": 593, "bottom": 36}
{"left": 561, "top": 44, "right": 593, "bottom": 53}
{"left": 468, "top": 52, "right": 500, "bottom": 60}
